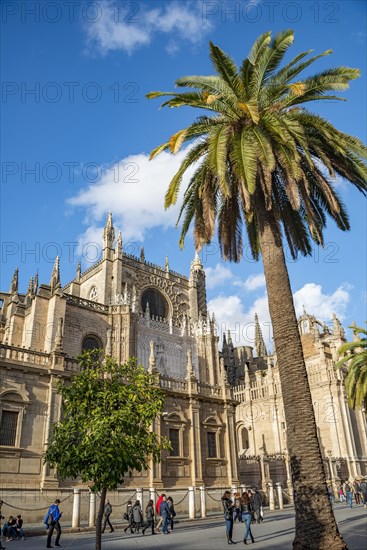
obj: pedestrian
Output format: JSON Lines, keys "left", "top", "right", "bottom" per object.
{"left": 233, "top": 492, "right": 242, "bottom": 523}
{"left": 159, "top": 495, "right": 171, "bottom": 535}
{"left": 44, "top": 498, "right": 62, "bottom": 548}
{"left": 327, "top": 485, "right": 334, "bottom": 507}
{"left": 132, "top": 500, "right": 143, "bottom": 533}
{"left": 0, "top": 500, "right": 5, "bottom": 550}
{"left": 252, "top": 488, "right": 263, "bottom": 523}
{"left": 167, "top": 497, "right": 176, "bottom": 531}
{"left": 123, "top": 500, "right": 134, "bottom": 534}
{"left": 102, "top": 499, "right": 114, "bottom": 533}
{"left": 353, "top": 480, "right": 361, "bottom": 505}
{"left": 338, "top": 484, "right": 345, "bottom": 503}
{"left": 360, "top": 478, "right": 367, "bottom": 507}
{"left": 343, "top": 480, "right": 354, "bottom": 508}
{"left": 221, "top": 490, "right": 234, "bottom": 545}
{"left": 155, "top": 493, "right": 165, "bottom": 532}
{"left": 241, "top": 492, "right": 255, "bottom": 545}
{"left": 4, "top": 516, "right": 17, "bottom": 541}
{"left": 15, "top": 514, "right": 25, "bottom": 541}
{"left": 142, "top": 499, "right": 156, "bottom": 535}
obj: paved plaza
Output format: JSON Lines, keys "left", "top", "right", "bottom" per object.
{"left": 2, "top": 504, "right": 366, "bottom": 550}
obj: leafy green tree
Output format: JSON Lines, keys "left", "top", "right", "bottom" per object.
{"left": 44, "top": 352, "right": 170, "bottom": 550}
{"left": 337, "top": 323, "right": 367, "bottom": 409}
{"left": 147, "top": 30, "right": 367, "bottom": 549}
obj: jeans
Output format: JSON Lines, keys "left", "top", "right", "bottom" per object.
{"left": 162, "top": 514, "right": 169, "bottom": 534}
{"left": 329, "top": 494, "right": 334, "bottom": 506}
{"left": 346, "top": 491, "right": 353, "bottom": 508}
{"left": 102, "top": 515, "right": 114, "bottom": 532}
{"left": 242, "top": 512, "right": 253, "bottom": 541}
{"left": 224, "top": 516, "right": 233, "bottom": 540}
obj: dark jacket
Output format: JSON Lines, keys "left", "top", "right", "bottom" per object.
{"left": 252, "top": 492, "right": 262, "bottom": 510}
{"left": 222, "top": 497, "right": 234, "bottom": 518}
{"left": 146, "top": 505, "right": 154, "bottom": 521}
{"left": 104, "top": 503, "right": 112, "bottom": 517}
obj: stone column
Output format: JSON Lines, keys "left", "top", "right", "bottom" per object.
{"left": 188, "top": 486, "right": 195, "bottom": 519}
{"left": 200, "top": 486, "right": 206, "bottom": 518}
{"left": 276, "top": 482, "right": 283, "bottom": 510}
{"left": 268, "top": 482, "right": 275, "bottom": 511}
{"left": 149, "top": 487, "right": 156, "bottom": 505}
{"left": 72, "top": 488, "right": 81, "bottom": 529}
{"left": 136, "top": 487, "right": 143, "bottom": 508}
{"left": 231, "top": 485, "right": 238, "bottom": 500}
{"left": 89, "top": 491, "right": 96, "bottom": 527}
{"left": 284, "top": 452, "right": 294, "bottom": 504}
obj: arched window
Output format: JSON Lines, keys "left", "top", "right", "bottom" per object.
{"left": 241, "top": 427, "right": 249, "bottom": 450}
{"left": 82, "top": 335, "right": 103, "bottom": 353}
{"left": 141, "top": 288, "right": 168, "bottom": 319}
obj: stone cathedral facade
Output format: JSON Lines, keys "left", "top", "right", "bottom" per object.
{"left": 0, "top": 214, "right": 366, "bottom": 504}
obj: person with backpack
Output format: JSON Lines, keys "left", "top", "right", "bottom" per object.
{"left": 167, "top": 497, "right": 176, "bottom": 532}
{"left": 123, "top": 500, "right": 134, "bottom": 534}
{"left": 142, "top": 499, "right": 156, "bottom": 535}
{"left": 343, "top": 480, "right": 354, "bottom": 508}
{"left": 353, "top": 480, "right": 361, "bottom": 505}
{"left": 360, "top": 478, "right": 367, "bottom": 507}
{"left": 44, "top": 498, "right": 62, "bottom": 548}
{"left": 101, "top": 499, "right": 114, "bottom": 533}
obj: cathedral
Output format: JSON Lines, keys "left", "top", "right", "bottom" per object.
{"left": 0, "top": 214, "right": 366, "bottom": 517}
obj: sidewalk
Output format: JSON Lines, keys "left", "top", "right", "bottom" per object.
{"left": 1, "top": 503, "right": 366, "bottom": 549}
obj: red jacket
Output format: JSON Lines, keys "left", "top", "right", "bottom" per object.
{"left": 156, "top": 495, "right": 163, "bottom": 515}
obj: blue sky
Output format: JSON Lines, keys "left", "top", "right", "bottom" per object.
{"left": 1, "top": 0, "right": 366, "bottom": 349}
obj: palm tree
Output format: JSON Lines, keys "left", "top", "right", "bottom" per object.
{"left": 147, "top": 30, "right": 367, "bottom": 549}
{"left": 337, "top": 323, "right": 367, "bottom": 409}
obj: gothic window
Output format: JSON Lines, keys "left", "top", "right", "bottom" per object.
{"left": 169, "top": 428, "right": 180, "bottom": 457}
{"left": 89, "top": 286, "right": 98, "bottom": 302}
{"left": 241, "top": 427, "right": 249, "bottom": 450}
{"left": 82, "top": 335, "right": 103, "bottom": 360}
{"left": 207, "top": 432, "right": 217, "bottom": 458}
{"left": 141, "top": 288, "right": 168, "bottom": 319}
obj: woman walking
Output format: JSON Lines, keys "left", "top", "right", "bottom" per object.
{"left": 167, "top": 497, "right": 176, "bottom": 532}
{"left": 142, "top": 499, "right": 156, "bottom": 535}
{"left": 241, "top": 492, "right": 255, "bottom": 545}
{"left": 132, "top": 500, "right": 143, "bottom": 533}
{"left": 123, "top": 500, "right": 134, "bottom": 534}
{"left": 221, "top": 490, "right": 235, "bottom": 545}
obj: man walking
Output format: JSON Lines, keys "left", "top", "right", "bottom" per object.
{"left": 343, "top": 480, "right": 354, "bottom": 508}
{"left": 102, "top": 500, "right": 114, "bottom": 533}
{"left": 45, "top": 498, "right": 62, "bottom": 548}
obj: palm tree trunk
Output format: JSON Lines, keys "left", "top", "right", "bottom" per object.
{"left": 95, "top": 487, "right": 106, "bottom": 550}
{"left": 256, "top": 199, "right": 347, "bottom": 549}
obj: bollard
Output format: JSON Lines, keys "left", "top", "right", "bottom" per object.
{"left": 136, "top": 487, "right": 143, "bottom": 509}
{"left": 276, "top": 483, "right": 284, "bottom": 510}
{"left": 149, "top": 487, "right": 156, "bottom": 505}
{"left": 268, "top": 482, "right": 275, "bottom": 511}
{"left": 231, "top": 485, "right": 238, "bottom": 500}
{"left": 200, "top": 486, "right": 206, "bottom": 518}
{"left": 72, "top": 488, "right": 81, "bottom": 529}
{"left": 188, "top": 486, "right": 195, "bottom": 519}
{"left": 89, "top": 491, "right": 96, "bottom": 527}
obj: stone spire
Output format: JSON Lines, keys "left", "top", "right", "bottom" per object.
{"left": 165, "top": 255, "right": 169, "bottom": 273}
{"left": 50, "top": 256, "right": 61, "bottom": 293}
{"left": 34, "top": 270, "right": 39, "bottom": 294}
{"left": 350, "top": 321, "right": 359, "bottom": 341}
{"left": 27, "top": 277, "right": 34, "bottom": 295}
{"left": 332, "top": 313, "right": 344, "bottom": 338}
{"left": 189, "top": 251, "right": 207, "bottom": 321}
{"left": 148, "top": 340, "right": 157, "bottom": 373}
{"left": 55, "top": 317, "right": 64, "bottom": 351}
{"left": 254, "top": 313, "right": 267, "bottom": 357}
{"left": 9, "top": 267, "right": 19, "bottom": 294}
{"left": 140, "top": 247, "right": 145, "bottom": 262}
{"left": 186, "top": 349, "right": 196, "bottom": 379}
{"left": 103, "top": 212, "right": 115, "bottom": 253}
{"left": 76, "top": 261, "right": 81, "bottom": 281}
{"left": 115, "top": 230, "right": 123, "bottom": 259}
{"left": 106, "top": 328, "right": 112, "bottom": 356}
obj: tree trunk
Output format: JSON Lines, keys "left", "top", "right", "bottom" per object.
{"left": 256, "top": 199, "right": 347, "bottom": 549}
{"left": 95, "top": 487, "right": 107, "bottom": 550}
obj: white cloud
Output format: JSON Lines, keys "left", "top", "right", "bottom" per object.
{"left": 205, "top": 264, "right": 233, "bottom": 289}
{"left": 208, "top": 293, "right": 272, "bottom": 351}
{"left": 293, "top": 282, "right": 351, "bottom": 321}
{"left": 68, "top": 147, "right": 199, "bottom": 244}
{"left": 234, "top": 273, "right": 266, "bottom": 292}
{"left": 85, "top": 1, "right": 213, "bottom": 55}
